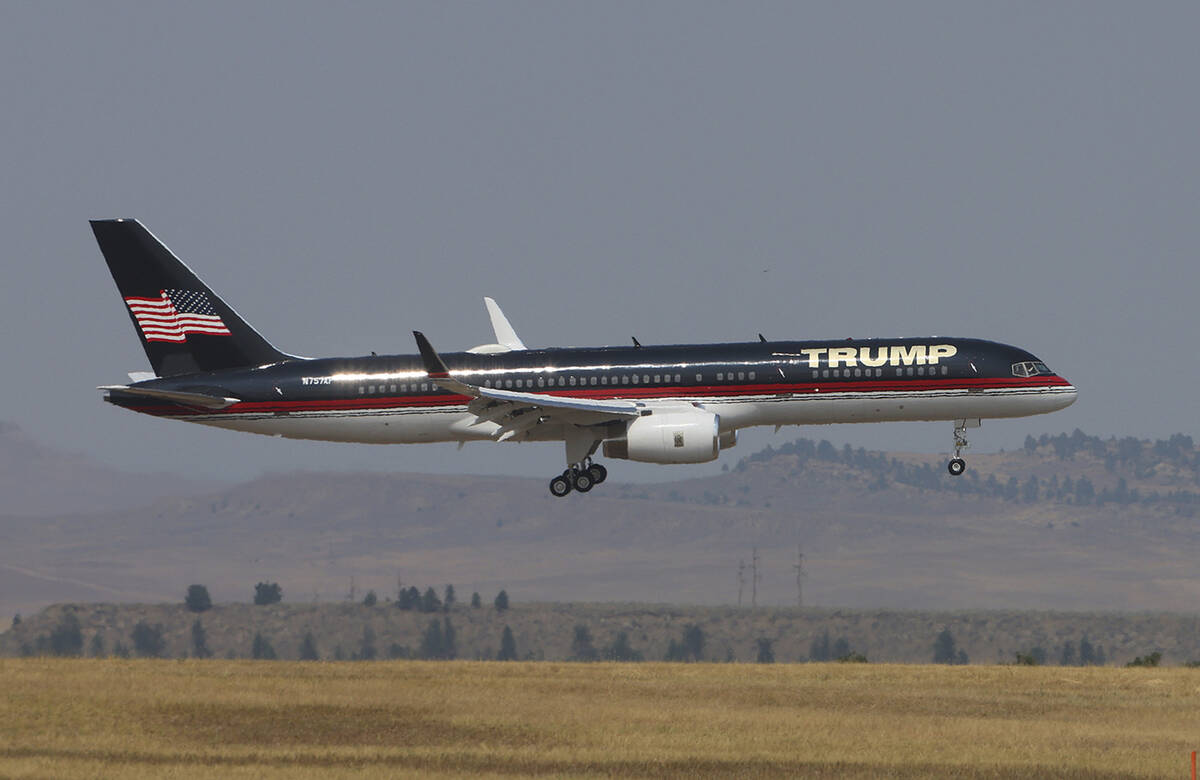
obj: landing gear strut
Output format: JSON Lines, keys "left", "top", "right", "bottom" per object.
{"left": 947, "top": 418, "right": 979, "bottom": 476}
{"left": 547, "top": 459, "right": 608, "bottom": 497}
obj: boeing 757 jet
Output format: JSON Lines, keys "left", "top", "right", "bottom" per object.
{"left": 92, "top": 219, "right": 1077, "bottom": 496}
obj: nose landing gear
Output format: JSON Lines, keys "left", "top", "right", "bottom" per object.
{"left": 947, "top": 418, "right": 979, "bottom": 477}
{"left": 548, "top": 459, "right": 609, "bottom": 497}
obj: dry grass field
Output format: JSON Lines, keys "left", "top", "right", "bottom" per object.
{"left": 2, "top": 659, "right": 1198, "bottom": 778}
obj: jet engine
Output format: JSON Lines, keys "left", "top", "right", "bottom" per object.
{"left": 603, "top": 409, "right": 721, "bottom": 464}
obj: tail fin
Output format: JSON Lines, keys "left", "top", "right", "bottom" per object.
{"left": 90, "top": 219, "right": 290, "bottom": 377}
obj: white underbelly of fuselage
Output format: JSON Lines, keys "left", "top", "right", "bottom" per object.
{"left": 181, "top": 385, "right": 1077, "bottom": 445}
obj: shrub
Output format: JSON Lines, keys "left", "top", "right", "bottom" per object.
{"left": 1126, "top": 652, "right": 1162, "bottom": 668}
{"left": 185, "top": 585, "right": 212, "bottom": 612}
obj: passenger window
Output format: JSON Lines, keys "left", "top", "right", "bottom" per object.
{"left": 590, "top": 377, "right": 597, "bottom": 386}
{"left": 358, "top": 386, "right": 365, "bottom": 394}
{"left": 906, "top": 367, "right": 913, "bottom": 376}
{"left": 695, "top": 374, "right": 702, "bottom": 382}
{"left": 822, "top": 369, "right": 829, "bottom": 378}
{"left": 569, "top": 376, "right": 577, "bottom": 386}
{"left": 622, "top": 376, "right": 629, "bottom": 385}
{"left": 632, "top": 375, "right": 639, "bottom": 384}
{"left": 505, "top": 379, "right": 513, "bottom": 388}
{"left": 896, "top": 368, "right": 903, "bottom": 377}
{"left": 643, "top": 375, "right": 650, "bottom": 384}
{"left": 748, "top": 371, "right": 755, "bottom": 380}
{"left": 422, "top": 383, "right": 429, "bottom": 392}
{"left": 941, "top": 366, "right": 948, "bottom": 376}
{"left": 917, "top": 367, "right": 925, "bottom": 376}
{"left": 854, "top": 368, "right": 861, "bottom": 378}
{"left": 716, "top": 373, "right": 724, "bottom": 381}
{"left": 368, "top": 385, "right": 375, "bottom": 393}
{"left": 812, "top": 370, "right": 819, "bottom": 379}
{"left": 674, "top": 374, "right": 681, "bottom": 383}
{"left": 654, "top": 375, "right": 661, "bottom": 383}
{"left": 737, "top": 372, "right": 745, "bottom": 381}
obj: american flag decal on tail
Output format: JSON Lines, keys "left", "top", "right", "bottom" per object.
{"left": 124, "top": 290, "right": 232, "bottom": 343}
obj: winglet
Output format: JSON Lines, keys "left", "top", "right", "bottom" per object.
{"left": 483, "top": 297, "right": 526, "bottom": 350}
{"left": 414, "top": 331, "right": 450, "bottom": 377}
{"left": 413, "top": 331, "right": 478, "bottom": 397}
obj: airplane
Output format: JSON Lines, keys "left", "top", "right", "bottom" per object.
{"left": 91, "top": 219, "right": 1078, "bottom": 497}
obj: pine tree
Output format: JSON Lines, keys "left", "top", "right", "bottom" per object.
{"left": 359, "top": 626, "right": 377, "bottom": 660}
{"left": 191, "top": 618, "right": 212, "bottom": 659}
{"left": 1060, "top": 641, "right": 1077, "bottom": 666}
{"left": 421, "top": 587, "right": 442, "bottom": 613}
{"left": 88, "top": 632, "right": 105, "bottom": 658}
{"left": 420, "top": 618, "right": 445, "bottom": 659}
{"left": 603, "top": 631, "right": 643, "bottom": 662}
{"left": 470, "top": 592, "right": 482, "bottom": 609}
{"left": 933, "top": 628, "right": 957, "bottom": 664}
{"left": 362, "top": 590, "right": 378, "bottom": 607}
{"left": 683, "top": 624, "right": 706, "bottom": 662}
{"left": 442, "top": 618, "right": 457, "bottom": 660}
{"left": 185, "top": 584, "right": 213, "bottom": 612}
{"left": 1079, "top": 636, "right": 1095, "bottom": 665}
{"left": 443, "top": 585, "right": 456, "bottom": 612}
{"left": 251, "top": 632, "right": 277, "bottom": 660}
{"left": 131, "top": 621, "right": 165, "bottom": 658}
{"left": 253, "top": 582, "right": 282, "bottom": 605}
{"left": 494, "top": 590, "right": 509, "bottom": 611}
{"left": 498, "top": 625, "right": 517, "bottom": 661}
{"left": 570, "top": 625, "right": 598, "bottom": 661}
{"left": 299, "top": 631, "right": 320, "bottom": 661}
{"left": 810, "top": 630, "right": 832, "bottom": 662}
{"left": 756, "top": 637, "right": 775, "bottom": 663}
{"left": 48, "top": 612, "right": 84, "bottom": 657}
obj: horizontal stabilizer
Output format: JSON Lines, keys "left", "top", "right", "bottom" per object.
{"left": 98, "top": 385, "right": 240, "bottom": 410}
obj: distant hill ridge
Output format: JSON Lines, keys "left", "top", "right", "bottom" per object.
{"left": 733, "top": 430, "right": 1200, "bottom": 510}
{"left": 4, "top": 423, "right": 1200, "bottom": 620}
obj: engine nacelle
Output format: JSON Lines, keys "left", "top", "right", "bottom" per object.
{"left": 603, "top": 410, "right": 720, "bottom": 464}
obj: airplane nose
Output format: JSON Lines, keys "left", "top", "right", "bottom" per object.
{"left": 1056, "top": 378, "right": 1078, "bottom": 409}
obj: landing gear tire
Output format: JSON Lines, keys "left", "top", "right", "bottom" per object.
{"left": 549, "top": 475, "right": 572, "bottom": 497}
{"left": 588, "top": 463, "right": 608, "bottom": 485}
{"left": 948, "top": 458, "right": 966, "bottom": 477}
{"left": 572, "top": 469, "right": 594, "bottom": 493}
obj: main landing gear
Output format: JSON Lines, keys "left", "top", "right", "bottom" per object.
{"left": 549, "top": 460, "right": 608, "bottom": 497}
{"left": 947, "top": 418, "right": 979, "bottom": 476}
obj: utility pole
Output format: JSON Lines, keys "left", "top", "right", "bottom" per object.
{"left": 751, "top": 547, "right": 762, "bottom": 608}
{"left": 737, "top": 559, "right": 746, "bottom": 607}
{"left": 793, "top": 544, "right": 807, "bottom": 607}
{"left": 347, "top": 576, "right": 356, "bottom": 603}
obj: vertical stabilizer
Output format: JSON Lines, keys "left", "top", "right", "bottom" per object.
{"left": 90, "top": 219, "right": 289, "bottom": 377}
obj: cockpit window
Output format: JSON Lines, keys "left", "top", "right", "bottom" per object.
{"left": 1011, "top": 361, "right": 1053, "bottom": 378}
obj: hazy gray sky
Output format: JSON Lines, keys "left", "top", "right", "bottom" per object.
{"left": 2, "top": 3, "right": 1196, "bottom": 482}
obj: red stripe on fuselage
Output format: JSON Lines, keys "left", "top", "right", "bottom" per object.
{"left": 116, "top": 375, "right": 1073, "bottom": 418}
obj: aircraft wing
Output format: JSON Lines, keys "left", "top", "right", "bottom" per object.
{"left": 414, "top": 331, "right": 640, "bottom": 439}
